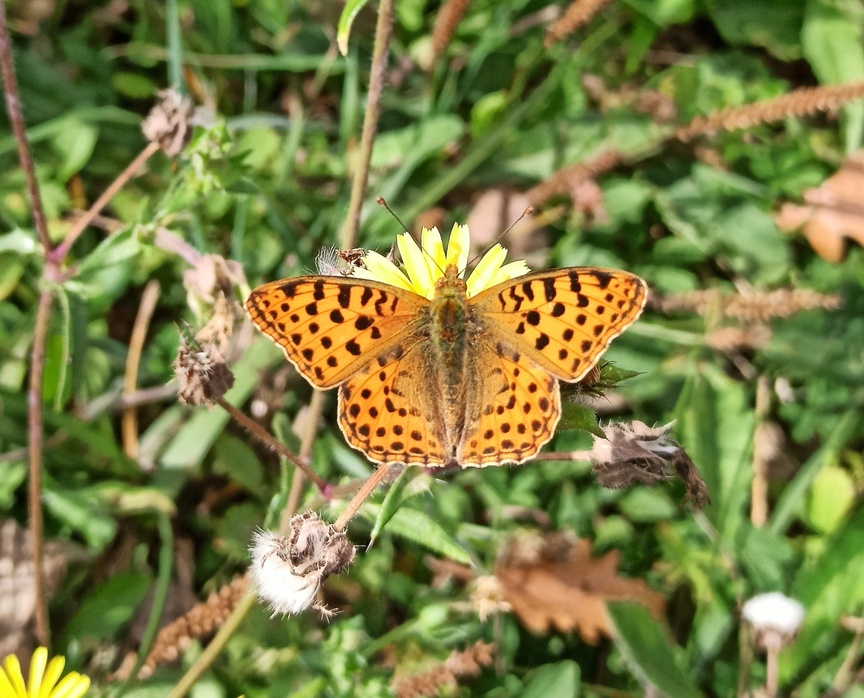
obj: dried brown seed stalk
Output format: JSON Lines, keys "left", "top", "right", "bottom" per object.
{"left": 676, "top": 80, "right": 864, "bottom": 142}
{"left": 654, "top": 288, "right": 842, "bottom": 322}
{"left": 527, "top": 149, "right": 623, "bottom": 206}
{"left": 431, "top": 0, "right": 472, "bottom": 56}
{"left": 116, "top": 574, "right": 249, "bottom": 680}
{"left": 544, "top": 0, "right": 613, "bottom": 47}
{"left": 392, "top": 641, "right": 495, "bottom": 698}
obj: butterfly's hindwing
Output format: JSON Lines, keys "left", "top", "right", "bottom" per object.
{"left": 337, "top": 345, "right": 449, "bottom": 465}
{"left": 459, "top": 342, "right": 561, "bottom": 466}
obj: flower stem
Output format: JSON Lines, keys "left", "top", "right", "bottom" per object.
{"left": 216, "top": 397, "right": 329, "bottom": 491}
{"left": 342, "top": 0, "right": 394, "bottom": 249}
{"left": 51, "top": 141, "right": 161, "bottom": 266}
{"left": 333, "top": 463, "right": 393, "bottom": 531}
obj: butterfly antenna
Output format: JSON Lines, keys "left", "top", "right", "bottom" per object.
{"left": 463, "top": 206, "right": 534, "bottom": 272}
{"left": 376, "top": 197, "right": 409, "bottom": 233}
{"left": 376, "top": 197, "right": 446, "bottom": 275}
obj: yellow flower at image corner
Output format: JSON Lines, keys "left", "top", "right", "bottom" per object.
{"left": 351, "top": 222, "right": 530, "bottom": 299}
{"left": 0, "top": 648, "right": 90, "bottom": 698}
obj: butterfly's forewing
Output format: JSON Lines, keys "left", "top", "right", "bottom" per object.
{"left": 458, "top": 342, "right": 560, "bottom": 466}
{"left": 471, "top": 268, "right": 647, "bottom": 383}
{"left": 337, "top": 344, "right": 450, "bottom": 466}
{"left": 246, "top": 276, "right": 429, "bottom": 389}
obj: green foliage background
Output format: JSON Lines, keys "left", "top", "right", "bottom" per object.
{"left": 1, "top": 0, "right": 863, "bottom": 695}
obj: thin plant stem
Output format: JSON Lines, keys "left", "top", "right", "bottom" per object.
{"left": 333, "top": 463, "right": 393, "bottom": 531}
{"left": 282, "top": 389, "right": 326, "bottom": 533}
{"left": 50, "top": 140, "right": 161, "bottom": 265}
{"left": 342, "top": 0, "right": 394, "bottom": 249}
{"left": 166, "top": 590, "right": 256, "bottom": 698}
{"left": 529, "top": 450, "right": 593, "bottom": 462}
{"left": 0, "top": 3, "right": 51, "bottom": 253}
{"left": 750, "top": 376, "right": 770, "bottom": 527}
{"left": 28, "top": 290, "right": 53, "bottom": 645}
{"left": 122, "top": 280, "right": 161, "bottom": 460}
{"left": 0, "top": 0, "right": 55, "bottom": 644}
{"left": 216, "top": 397, "right": 329, "bottom": 490}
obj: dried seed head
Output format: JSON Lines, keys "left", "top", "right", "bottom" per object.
{"left": 315, "top": 246, "right": 368, "bottom": 276}
{"left": 142, "top": 88, "right": 198, "bottom": 156}
{"left": 470, "top": 575, "right": 512, "bottom": 622}
{"left": 591, "top": 421, "right": 710, "bottom": 507}
{"left": 742, "top": 592, "right": 805, "bottom": 651}
{"left": 249, "top": 513, "right": 356, "bottom": 619}
{"left": 174, "top": 337, "right": 235, "bottom": 406}
{"left": 194, "top": 291, "right": 235, "bottom": 355}
{"left": 183, "top": 254, "right": 247, "bottom": 324}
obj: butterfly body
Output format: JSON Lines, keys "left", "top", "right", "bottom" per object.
{"left": 246, "top": 264, "right": 647, "bottom": 468}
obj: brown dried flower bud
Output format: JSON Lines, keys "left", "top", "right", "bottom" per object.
{"left": 250, "top": 512, "right": 356, "bottom": 619}
{"left": 315, "top": 246, "right": 368, "bottom": 276}
{"left": 142, "top": 88, "right": 197, "bottom": 156}
{"left": 183, "top": 254, "right": 248, "bottom": 324}
{"left": 591, "top": 421, "right": 710, "bottom": 507}
{"left": 174, "top": 337, "right": 235, "bottom": 406}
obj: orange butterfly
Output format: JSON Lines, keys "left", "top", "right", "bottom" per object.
{"left": 246, "top": 225, "right": 647, "bottom": 468}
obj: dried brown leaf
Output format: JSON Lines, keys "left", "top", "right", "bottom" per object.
{"left": 775, "top": 153, "right": 864, "bottom": 262}
{"left": 496, "top": 534, "right": 665, "bottom": 644}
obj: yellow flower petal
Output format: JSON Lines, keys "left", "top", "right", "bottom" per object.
{"left": 466, "top": 244, "right": 507, "bottom": 297}
{"left": 496, "top": 260, "right": 530, "bottom": 279}
{"left": 27, "top": 648, "right": 48, "bottom": 698}
{"left": 397, "top": 233, "right": 435, "bottom": 298}
{"left": 444, "top": 223, "right": 469, "bottom": 273}
{"left": 2, "top": 655, "right": 27, "bottom": 698}
{"left": 38, "top": 657, "right": 66, "bottom": 698}
{"left": 352, "top": 251, "right": 414, "bottom": 292}
{"left": 0, "top": 666, "right": 21, "bottom": 698}
{"left": 420, "top": 226, "right": 446, "bottom": 278}
{"left": 49, "top": 674, "right": 90, "bottom": 698}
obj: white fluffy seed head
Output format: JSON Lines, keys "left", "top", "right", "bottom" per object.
{"left": 249, "top": 513, "right": 356, "bottom": 618}
{"left": 742, "top": 592, "right": 805, "bottom": 636}
{"left": 250, "top": 530, "right": 321, "bottom": 616}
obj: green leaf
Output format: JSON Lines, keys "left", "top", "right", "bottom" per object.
{"left": 559, "top": 400, "right": 604, "bottom": 437}
{"left": 0, "top": 460, "right": 26, "bottom": 508}
{"left": 783, "top": 507, "right": 864, "bottom": 680}
{"left": 599, "top": 362, "right": 641, "bottom": 384}
{"left": 805, "top": 464, "right": 856, "bottom": 534}
{"left": 52, "top": 118, "right": 99, "bottom": 181}
{"left": 369, "top": 467, "right": 431, "bottom": 547}
{"left": 73, "top": 228, "right": 142, "bottom": 285}
{"left": 212, "top": 433, "right": 265, "bottom": 495}
{"left": 618, "top": 488, "right": 677, "bottom": 523}
{"left": 0, "top": 228, "right": 41, "bottom": 256}
{"left": 621, "top": 0, "right": 695, "bottom": 25}
{"left": 370, "top": 116, "right": 465, "bottom": 170}
{"left": 43, "top": 484, "right": 118, "bottom": 550}
{"left": 360, "top": 503, "right": 472, "bottom": 565}
{"left": 707, "top": 0, "right": 803, "bottom": 60}
{"left": 521, "top": 660, "right": 581, "bottom": 698}
{"left": 711, "top": 203, "right": 790, "bottom": 284}
{"left": 111, "top": 71, "right": 159, "bottom": 99}
{"left": 62, "top": 572, "right": 151, "bottom": 644}
{"left": 608, "top": 601, "right": 703, "bottom": 698}
{"left": 337, "top": 0, "right": 372, "bottom": 56}
{"left": 677, "top": 369, "right": 754, "bottom": 541}
{"left": 769, "top": 410, "right": 859, "bottom": 534}
{"left": 802, "top": 0, "right": 864, "bottom": 150}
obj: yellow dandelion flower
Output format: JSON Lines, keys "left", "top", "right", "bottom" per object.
{"left": 352, "top": 223, "right": 529, "bottom": 298}
{"left": 0, "top": 648, "right": 90, "bottom": 698}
